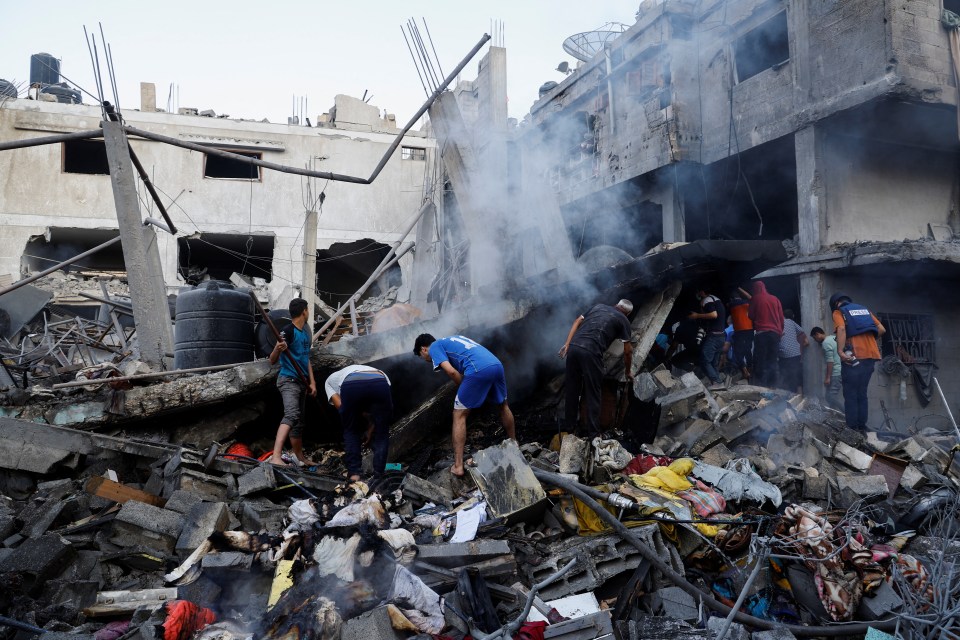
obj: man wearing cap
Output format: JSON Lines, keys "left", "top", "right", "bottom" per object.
{"left": 830, "top": 293, "right": 885, "bottom": 431}
{"left": 559, "top": 299, "right": 634, "bottom": 437}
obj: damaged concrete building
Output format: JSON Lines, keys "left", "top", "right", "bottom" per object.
{"left": 0, "top": 71, "right": 436, "bottom": 317}
{"left": 517, "top": 0, "right": 960, "bottom": 431}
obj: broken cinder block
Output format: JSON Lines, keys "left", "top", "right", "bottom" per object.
{"left": 176, "top": 502, "right": 230, "bottom": 558}
{"left": 110, "top": 501, "right": 185, "bottom": 555}
{"left": 837, "top": 474, "right": 889, "bottom": 498}
{"left": 237, "top": 465, "right": 276, "bottom": 497}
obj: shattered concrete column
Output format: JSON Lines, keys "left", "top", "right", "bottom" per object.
{"left": 409, "top": 201, "right": 440, "bottom": 317}
{"left": 653, "top": 175, "right": 685, "bottom": 243}
{"left": 799, "top": 272, "right": 828, "bottom": 404}
{"left": 102, "top": 121, "right": 174, "bottom": 370}
{"left": 302, "top": 209, "right": 318, "bottom": 327}
{"left": 795, "top": 125, "right": 824, "bottom": 256}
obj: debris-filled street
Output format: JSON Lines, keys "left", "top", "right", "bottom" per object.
{"left": 4, "top": 1, "right": 960, "bottom": 638}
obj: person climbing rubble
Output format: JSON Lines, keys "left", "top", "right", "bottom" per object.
{"left": 413, "top": 333, "right": 516, "bottom": 476}
{"left": 324, "top": 364, "right": 393, "bottom": 482}
{"left": 831, "top": 292, "right": 885, "bottom": 431}
{"left": 558, "top": 299, "right": 634, "bottom": 437}
{"left": 268, "top": 297, "right": 317, "bottom": 466}
{"left": 689, "top": 289, "right": 726, "bottom": 389}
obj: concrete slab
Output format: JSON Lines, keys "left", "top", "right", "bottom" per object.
{"left": 110, "top": 501, "right": 185, "bottom": 555}
{"left": 176, "top": 502, "right": 229, "bottom": 558}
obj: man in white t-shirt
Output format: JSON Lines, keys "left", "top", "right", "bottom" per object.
{"left": 325, "top": 365, "right": 393, "bottom": 482}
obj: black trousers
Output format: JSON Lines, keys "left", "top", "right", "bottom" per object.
{"left": 732, "top": 329, "right": 754, "bottom": 370}
{"left": 565, "top": 345, "right": 603, "bottom": 437}
{"left": 753, "top": 331, "right": 780, "bottom": 388}
{"left": 841, "top": 359, "right": 876, "bottom": 431}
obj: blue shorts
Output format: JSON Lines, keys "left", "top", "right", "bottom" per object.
{"left": 454, "top": 363, "right": 508, "bottom": 410}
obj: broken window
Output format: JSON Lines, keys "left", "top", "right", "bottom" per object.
{"left": 626, "top": 59, "right": 662, "bottom": 96}
{"left": 315, "top": 239, "right": 402, "bottom": 309}
{"left": 63, "top": 139, "right": 110, "bottom": 175}
{"left": 877, "top": 313, "right": 936, "bottom": 364}
{"left": 23, "top": 228, "right": 126, "bottom": 274}
{"left": 203, "top": 150, "right": 262, "bottom": 180}
{"left": 401, "top": 146, "right": 426, "bottom": 161}
{"left": 177, "top": 233, "right": 274, "bottom": 283}
{"left": 735, "top": 11, "right": 789, "bottom": 83}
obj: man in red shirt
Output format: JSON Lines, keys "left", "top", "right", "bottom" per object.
{"left": 748, "top": 281, "right": 784, "bottom": 388}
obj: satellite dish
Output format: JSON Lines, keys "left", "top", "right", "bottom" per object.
{"left": 562, "top": 23, "right": 628, "bottom": 63}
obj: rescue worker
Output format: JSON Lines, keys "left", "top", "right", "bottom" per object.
{"left": 830, "top": 293, "right": 885, "bottom": 431}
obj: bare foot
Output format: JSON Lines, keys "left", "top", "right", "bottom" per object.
{"left": 269, "top": 455, "right": 288, "bottom": 466}
{"left": 450, "top": 464, "right": 466, "bottom": 478}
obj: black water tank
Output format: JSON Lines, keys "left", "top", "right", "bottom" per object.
{"left": 255, "top": 308, "right": 291, "bottom": 358}
{"left": 0, "top": 80, "right": 17, "bottom": 99}
{"left": 30, "top": 53, "right": 59, "bottom": 85}
{"left": 40, "top": 83, "right": 81, "bottom": 104}
{"left": 174, "top": 281, "right": 255, "bottom": 370}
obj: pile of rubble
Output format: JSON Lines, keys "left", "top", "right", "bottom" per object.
{"left": 1, "top": 361, "right": 958, "bottom": 640}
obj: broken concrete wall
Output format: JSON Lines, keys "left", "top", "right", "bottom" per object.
{"left": 820, "top": 124, "right": 959, "bottom": 245}
{"left": 888, "top": 0, "right": 958, "bottom": 103}
{"left": 0, "top": 98, "right": 432, "bottom": 306}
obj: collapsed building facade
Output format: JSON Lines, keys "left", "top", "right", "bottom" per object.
{"left": 0, "top": 75, "right": 436, "bottom": 324}
{"left": 516, "top": 0, "right": 960, "bottom": 432}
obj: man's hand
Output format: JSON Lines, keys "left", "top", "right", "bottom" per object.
{"left": 688, "top": 311, "right": 698, "bottom": 320}
{"left": 274, "top": 338, "right": 288, "bottom": 353}
{"left": 308, "top": 381, "right": 317, "bottom": 397}
{"left": 558, "top": 345, "right": 568, "bottom": 359}
{"left": 824, "top": 377, "right": 831, "bottom": 387}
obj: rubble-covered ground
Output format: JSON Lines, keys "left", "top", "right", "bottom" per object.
{"left": 1, "top": 362, "right": 958, "bottom": 640}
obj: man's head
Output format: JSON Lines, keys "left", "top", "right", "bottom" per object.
{"left": 784, "top": 308, "right": 795, "bottom": 321}
{"left": 811, "top": 326, "right": 826, "bottom": 344}
{"left": 615, "top": 299, "right": 634, "bottom": 316}
{"left": 288, "top": 298, "right": 309, "bottom": 321}
{"left": 829, "top": 293, "right": 852, "bottom": 311}
{"left": 413, "top": 333, "right": 436, "bottom": 362}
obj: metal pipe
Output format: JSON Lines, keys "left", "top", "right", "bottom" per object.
{"left": 51, "top": 361, "right": 244, "bottom": 389}
{"left": 0, "top": 128, "right": 102, "bottom": 152}
{"left": 934, "top": 377, "right": 960, "bottom": 443}
{"left": 714, "top": 550, "right": 768, "bottom": 640}
{"left": 144, "top": 217, "right": 172, "bottom": 234}
{"left": 365, "top": 33, "right": 491, "bottom": 184}
{"left": 474, "top": 559, "right": 577, "bottom": 640}
{"left": 129, "top": 146, "right": 178, "bottom": 234}
{"left": 0, "top": 236, "right": 121, "bottom": 298}
{"left": 532, "top": 469, "right": 899, "bottom": 637}
{"left": 0, "top": 615, "right": 46, "bottom": 635}
{"left": 121, "top": 33, "right": 492, "bottom": 189}
{"left": 313, "top": 205, "right": 426, "bottom": 341}
{"left": 122, "top": 125, "right": 369, "bottom": 184}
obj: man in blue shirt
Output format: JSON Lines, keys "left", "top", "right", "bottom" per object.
{"left": 414, "top": 333, "right": 515, "bottom": 476}
{"left": 268, "top": 298, "right": 316, "bottom": 466}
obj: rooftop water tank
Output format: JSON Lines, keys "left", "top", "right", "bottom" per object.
{"left": 174, "top": 281, "right": 255, "bottom": 370}
{"left": 30, "top": 53, "right": 59, "bottom": 85}
{"left": 40, "top": 83, "right": 81, "bottom": 105}
{"left": 0, "top": 80, "right": 17, "bottom": 99}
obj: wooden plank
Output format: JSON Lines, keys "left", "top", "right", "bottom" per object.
{"left": 85, "top": 476, "right": 167, "bottom": 508}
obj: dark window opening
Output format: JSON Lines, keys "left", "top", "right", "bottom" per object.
{"left": 203, "top": 150, "right": 261, "bottom": 180}
{"left": 563, "top": 179, "right": 663, "bottom": 263}
{"left": 947, "top": 0, "right": 960, "bottom": 16}
{"left": 63, "top": 139, "right": 110, "bottom": 175}
{"left": 735, "top": 11, "right": 789, "bottom": 83}
{"left": 681, "top": 135, "right": 798, "bottom": 242}
{"left": 177, "top": 233, "right": 274, "bottom": 284}
{"left": 23, "top": 228, "right": 125, "bottom": 273}
{"left": 626, "top": 58, "right": 663, "bottom": 97}
{"left": 315, "top": 239, "right": 402, "bottom": 310}
{"left": 401, "top": 146, "right": 426, "bottom": 161}
{"left": 878, "top": 313, "right": 936, "bottom": 364}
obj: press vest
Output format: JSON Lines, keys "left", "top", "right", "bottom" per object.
{"left": 840, "top": 303, "right": 878, "bottom": 337}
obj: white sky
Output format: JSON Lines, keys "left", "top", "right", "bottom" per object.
{"left": 1, "top": 1, "right": 635, "bottom": 124}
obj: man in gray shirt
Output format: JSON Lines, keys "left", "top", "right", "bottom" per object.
{"left": 811, "top": 327, "right": 842, "bottom": 410}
